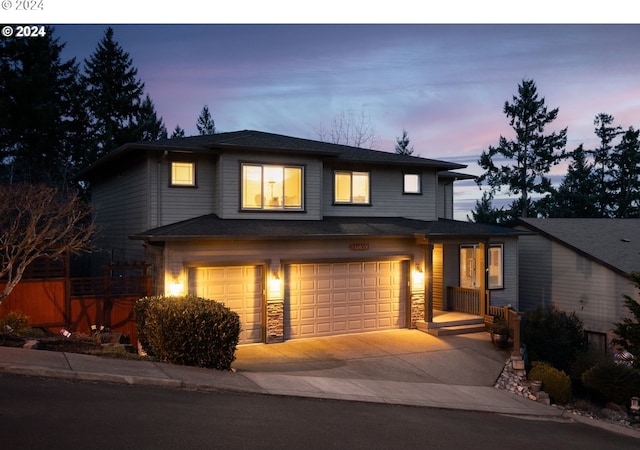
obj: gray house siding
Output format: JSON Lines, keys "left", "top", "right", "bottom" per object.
{"left": 91, "top": 161, "right": 149, "bottom": 270}
{"left": 518, "top": 233, "right": 638, "bottom": 339}
{"left": 323, "top": 166, "right": 438, "bottom": 221}
{"left": 437, "top": 179, "right": 454, "bottom": 219}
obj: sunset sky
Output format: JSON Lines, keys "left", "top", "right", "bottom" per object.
{"left": 6, "top": 5, "right": 638, "bottom": 219}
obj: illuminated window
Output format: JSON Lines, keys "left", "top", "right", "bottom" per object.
{"left": 334, "top": 171, "right": 370, "bottom": 204}
{"left": 241, "top": 164, "right": 303, "bottom": 210}
{"left": 460, "top": 245, "right": 480, "bottom": 289}
{"left": 460, "top": 244, "right": 504, "bottom": 290}
{"left": 488, "top": 244, "right": 503, "bottom": 289}
{"left": 403, "top": 173, "right": 421, "bottom": 194}
{"left": 171, "top": 161, "right": 195, "bottom": 187}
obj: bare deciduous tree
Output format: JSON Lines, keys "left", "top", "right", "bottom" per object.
{"left": 0, "top": 184, "right": 95, "bottom": 304}
{"left": 315, "top": 108, "right": 379, "bottom": 149}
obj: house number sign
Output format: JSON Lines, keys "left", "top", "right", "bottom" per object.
{"left": 349, "top": 243, "right": 370, "bottom": 251}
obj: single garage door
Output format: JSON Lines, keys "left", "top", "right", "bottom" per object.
{"left": 285, "top": 260, "right": 407, "bottom": 339}
{"left": 189, "top": 266, "right": 263, "bottom": 344}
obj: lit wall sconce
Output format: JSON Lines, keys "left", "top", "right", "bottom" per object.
{"left": 631, "top": 397, "right": 639, "bottom": 413}
{"left": 169, "top": 279, "right": 184, "bottom": 296}
{"left": 412, "top": 264, "right": 425, "bottom": 291}
{"left": 268, "top": 270, "right": 282, "bottom": 299}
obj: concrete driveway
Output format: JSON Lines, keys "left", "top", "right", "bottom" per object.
{"left": 234, "top": 329, "right": 510, "bottom": 386}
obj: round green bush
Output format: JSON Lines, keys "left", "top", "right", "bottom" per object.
{"left": 528, "top": 361, "right": 572, "bottom": 404}
{"left": 581, "top": 362, "right": 640, "bottom": 406}
{"left": 135, "top": 295, "right": 240, "bottom": 370}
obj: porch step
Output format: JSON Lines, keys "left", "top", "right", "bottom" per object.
{"left": 426, "top": 323, "right": 487, "bottom": 336}
{"left": 416, "top": 318, "right": 487, "bottom": 337}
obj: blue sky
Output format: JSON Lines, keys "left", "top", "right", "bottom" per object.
{"left": 44, "top": 23, "right": 640, "bottom": 218}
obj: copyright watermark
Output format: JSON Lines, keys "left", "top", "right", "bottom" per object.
{"left": 1, "top": 1, "right": 12, "bottom": 10}
{"left": 1, "top": 26, "right": 13, "bottom": 37}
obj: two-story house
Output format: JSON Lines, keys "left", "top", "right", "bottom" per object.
{"left": 80, "top": 130, "right": 521, "bottom": 344}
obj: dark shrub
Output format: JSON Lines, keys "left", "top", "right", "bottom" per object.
{"left": 522, "top": 305, "right": 584, "bottom": 372}
{"left": 582, "top": 362, "right": 640, "bottom": 407}
{"left": 528, "top": 361, "right": 572, "bottom": 404}
{"left": 568, "top": 349, "right": 608, "bottom": 394}
{"left": 135, "top": 295, "right": 240, "bottom": 370}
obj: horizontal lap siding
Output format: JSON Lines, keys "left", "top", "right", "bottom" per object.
{"left": 323, "top": 167, "right": 437, "bottom": 221}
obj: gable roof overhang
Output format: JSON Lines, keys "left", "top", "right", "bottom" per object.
{"left": 515, "top": 218, "right": 640, "bottom": 278}
{"left": 130, "top": 215, "right": 524, "bottom": 243}
{"left": 78, "top": 130, "right": 467, "bottom": 181}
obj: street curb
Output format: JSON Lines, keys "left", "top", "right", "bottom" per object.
{"left": 561, "top": 410, "right": 640, "bottom": 440}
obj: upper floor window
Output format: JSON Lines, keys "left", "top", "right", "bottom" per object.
{"left": 334, "top": 171, "right": 370, "bottom": 204}
{"left": 403, "top": 173, "right": 421, "bottom": 194}
{"left": 171, "top": 161, "right": 196, "bottom": 187}
{"left": 241, "top": 164, "right": 303, "bottom": 210}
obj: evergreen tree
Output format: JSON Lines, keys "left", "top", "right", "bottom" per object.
{"left": 591, "top": 113, "right": 622, "bottom": 217}
{"left": 467, "top": 191, "right": 506, "bottom": 224}
{"left": 82, "top": 27, "right": 145, "bottom": 161}
{"left": 538, "top": 145, "right": 599, "bottom": 217}
{"left": 0, "top": 26, "right": 83, "bottom": 188}
{"left": 610, "top": 127, "right": 640, "bottom": 217}
{"left": 135, "top": 95, "right": 168, "bottom": 141}
{"left": 476, "top": 79, "right": 567, "bottom": 218}
{"left": 196, "top": 105, "right": 215, "bottom": 135}
{"left": 171, "top": 125, "right": 185, "bottom": 138}
{"left": 394, "top": 129, "right": 414, "bottom": 155}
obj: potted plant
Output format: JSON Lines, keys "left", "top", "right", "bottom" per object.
{"left": 490, "top": 316, "right": 510, "bottom": 349}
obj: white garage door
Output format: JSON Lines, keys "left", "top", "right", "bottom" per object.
{"left": 285, "top": 260, "right": 407, "bottom": 339}
{"left": 189, "top": 266, "right": 263, "bottom": 344}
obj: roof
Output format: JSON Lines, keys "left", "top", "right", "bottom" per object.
{"left": 516, "top": 218, "right": 640, "bottom": 276}
{"left": 79, "top": 130, "right": 466, "bottom": 179}
{"left": 131, "top": 215, "right": 523, "bottom": 242}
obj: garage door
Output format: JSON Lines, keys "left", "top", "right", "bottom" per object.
{"left": 285, "top": 260, "right": 407, "bottom": 339}
{"left": 189, "top": 266, "right": 263, "bottom": 344}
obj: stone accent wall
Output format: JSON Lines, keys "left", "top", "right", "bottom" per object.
{"left": 410, "top": 292, "right": 425, "bottom": 328}
{"left": 266, "top": 300, "right": 284, "bottom": 343}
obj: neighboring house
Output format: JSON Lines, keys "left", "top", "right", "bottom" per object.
{"left": 515, "top": 218, "right": 640, "bottom": 354}
{"left": 80, "top": 130, "right": 521, "bottom": 344}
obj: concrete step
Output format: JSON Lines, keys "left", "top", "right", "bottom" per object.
{"left": 426, "top": 323, "right": 487, "bottom": 336}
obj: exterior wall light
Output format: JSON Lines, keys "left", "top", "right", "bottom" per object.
{"left": 268, "top": 271, "right": 282, "bottom": 299}
{"left": 169, "top": 279, "right": 184, "bottom": 296}
{"left": 412, "top": 264, "right": 425, "bottom": 292}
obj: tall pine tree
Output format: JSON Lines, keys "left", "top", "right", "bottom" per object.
{"left": 610, "top": 127, "right": 640, "bottom": 217}
{"left": 476, "top": 79, "right": 567, "bottom": 219}
{"left": 394, "top": 129, "right": 414, "bottom": 155}
{"left": 196, "top": 105, "right": 215, "bottom": 135}
{"left": 0, "top": 26, "right": 83, "bottom": 188}
{"left": 591, "top": 113, "right": 622, "bottom": 217}
{"left": 82, "top": 27, "right": 145, "bottom": 162}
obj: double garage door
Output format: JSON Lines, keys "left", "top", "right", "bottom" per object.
{"left": 190, "top": 260, "right": 407, "bottom": 343}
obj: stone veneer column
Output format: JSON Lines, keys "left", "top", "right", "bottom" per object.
{"left": 266, "top": 300, "right": 284, "bottom": 343}
{"left": 410, "top": 292, "right": 425, "bottom": 328}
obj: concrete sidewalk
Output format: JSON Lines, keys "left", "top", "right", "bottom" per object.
{"left": 0, "top": 330, "right": 562, "bottom": 418}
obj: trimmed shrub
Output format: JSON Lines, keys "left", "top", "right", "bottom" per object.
{"left": 528, "top": 361, "right": 572, "bottom": 404}
{"left": 568, "top": 349, "right": 609, "bottom": 391}
{"left": 581, "top": 362, "right": 640, "bottom": 407}
{"left": 134, "top": 295, "right": 240, "bottom": 370}
{"left": 522, "top": 305, "right": 585, "bottom": 372}
{"left": 0, "top": 311, "right": 44, "bottom": 337}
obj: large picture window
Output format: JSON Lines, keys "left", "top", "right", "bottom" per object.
{"left": 334, "top": 171, "right": 370, "bottom": 204}
{"left": 241, "top": 164, "right": 303, "bottom": 210}
{"left": 459, "top": 244, "right": 504, "bottom": 290}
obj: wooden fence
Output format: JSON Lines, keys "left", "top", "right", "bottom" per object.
{"left": 0, "top": 259, "right": 150, "bottom": 345}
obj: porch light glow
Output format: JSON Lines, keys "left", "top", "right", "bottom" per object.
{"left": 412, "top": 265, "right": 425, "bottom": 291}
{"left": 268, "top": 271, "right": 282, "bottom": 299}
{"left": 169, "top": 280, "right": 184, "bottom": 296}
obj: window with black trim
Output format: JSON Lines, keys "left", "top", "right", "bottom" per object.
{"left": 170, "top": 161, "right": 196, "bottom": 187}
{"left": 403, "top": 173, "right": 421, "bottom": 194}
{"left": 241, "top": 163, "right": 303, "bottom": 210}
{"left": 334, "top": 170, "right": 370, "bottom": 204}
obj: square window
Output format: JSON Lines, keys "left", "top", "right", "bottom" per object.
{"left": 334, "top": 171, "right": 370, "bottom": 204}
{"left": 404, "top": 173, "right": 421, "bottom": 194}
{"left": 171, "top": 161, "right": 195, "bottom": 186}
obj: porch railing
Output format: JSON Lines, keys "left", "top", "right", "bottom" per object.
{"left": 446, "top": 286, "right": 490, "bottom": 316}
